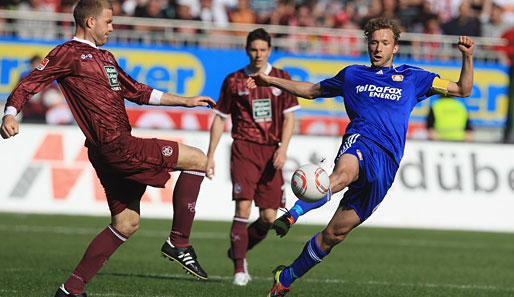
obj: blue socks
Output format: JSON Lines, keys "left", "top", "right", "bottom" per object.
{"left": 288, "top": 189, "right": 331, "bottom": 223}
{"left": 279, "top": 233, "right": 327, "bottom": 287}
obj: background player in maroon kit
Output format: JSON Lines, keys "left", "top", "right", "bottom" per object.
{"left": 0, "top": 1, "right": 216, "bottom": 296}
{"left": 206, "top": 28, "right": 300, "bottom": 286}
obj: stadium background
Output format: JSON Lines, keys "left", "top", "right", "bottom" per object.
{"left": 0, "top": 3, "right": 513, "bottom": 296}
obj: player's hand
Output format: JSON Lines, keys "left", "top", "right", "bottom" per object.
{"left": 457, "top": 36, "right": 474, "bottom": 56}
{"left": 272, "top": 146, "right": 287, "bottom": 169}
{"left": 206, "top": 156, "right": 215, "bottom": 179}
{"left": 247, "top": 73, "right": 271, "bottom": 89}
{"left": 186, "top": 96, "right": 216, "bottom": 109}
{"left": 1, "top": 115, "right": 19, "bottom": 139}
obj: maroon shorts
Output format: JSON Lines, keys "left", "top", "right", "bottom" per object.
{"left": 87, "top": 134, "right": 179, "bottom": 215}
{"left": 230, "top": 139, "right": 285, "bottom": 209}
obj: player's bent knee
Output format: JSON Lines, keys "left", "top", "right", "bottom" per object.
{"left": 178, "top": 144, "right": 207, "bottom": 172}
{"left": 114, "top": 220, "right": 140, "bottom": 238}
{"left": 321, "top": 228, "right": 349, "bottom": 248}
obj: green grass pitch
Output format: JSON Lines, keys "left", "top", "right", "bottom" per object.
{"left": 0, "top": 212, "right": 513, "bottom": 297}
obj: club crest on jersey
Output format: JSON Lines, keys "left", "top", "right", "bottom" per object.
{"left": 161, "top": 145, "right": 174, "bottom": 157}
{"left": 356, "top": 149, "right": 363, "bottom": 160}
{"left": 392, "top": 74, "right": 404, "bottom": 81}
{"left": 234, "top": 183, "right": 242, "bottom": 194}
{"left": 37, "top": 58, "right": 49, "bottom": 70}
{"left": 271, "top": 87, "right": 282, "bottom": 96}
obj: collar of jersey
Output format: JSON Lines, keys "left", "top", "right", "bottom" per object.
{"left": 370, "top": 65, "right": 396, "bottom": 72}
{"left": 72, "top": 37, "right": 97, "bottom": 49}
{"left": 244, "top": 63, "right": 272, "bottom": 76}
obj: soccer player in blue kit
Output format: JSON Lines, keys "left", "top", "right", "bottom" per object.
{"left": 247, "top": 17, "right": 474, "bottom": 297}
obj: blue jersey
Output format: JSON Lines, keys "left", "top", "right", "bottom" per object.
{"left": 320, "top": 64, "right": 438, "bottom": 164}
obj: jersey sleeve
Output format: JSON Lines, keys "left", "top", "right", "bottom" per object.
{"left": 5, "top": 44, "right": 73, "bottom": 113}
{"left": 415, "top": 69, "right": 439, "bottom": 101}
{"left": 214, "top": 76, "right": 234, "bottom": 118}
{"left": 111, "top": 52, "right": 154, "bottom": 105}
{"left": 319, "top": 68, "right": 346, "bottom": 98}
{"left": 280, "top": 71, "right": 300, "bottom": 113}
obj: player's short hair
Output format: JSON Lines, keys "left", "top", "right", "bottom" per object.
{"left": 73, "top": 0, "right": 113, "bottom": 28}
{"left": 363, "top": 17, "right": 401, "bottom": 44}
{"left": 246, "top": 28, "right": 271, "bottom": 50}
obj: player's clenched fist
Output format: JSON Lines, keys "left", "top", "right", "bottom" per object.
{"left": 1, "top": 115, "right": 19, "bottom": 139}
{"left": 458, "top": 36, "right": 474, "bottom": 56}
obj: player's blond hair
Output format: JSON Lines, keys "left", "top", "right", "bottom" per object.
{"left": 73, "top": 0, "right": 113, "bottom": 28}
{"left": 363, "top": 17, "right": 401, "bottom": 45}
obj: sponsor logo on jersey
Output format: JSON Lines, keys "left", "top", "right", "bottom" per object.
{"left": 271, "top": 87, "right": 282, "bottom": 96}
{"left": 252, "top": 98, "right": 272, "bottom": 122}
{"left": 392, "top": 74, "right": 404, "bottom": 81}
{"left": 161, "top": 145, "right": 174, "bottom": 157}
{"left": 355, "top": 84, "right": 402, "bottom": 101}
{"left": 81, "top": 54, "right": 93, "bottom": 59}
{"left": 103, "top": 66, "right": 120, "bottom": 90}
{"left": 37, "top": 58, "right": 49, "bottom": 70}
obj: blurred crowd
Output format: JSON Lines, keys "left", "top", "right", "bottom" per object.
{"left": 1, "top": 0, "right": 513, "bottom": 40}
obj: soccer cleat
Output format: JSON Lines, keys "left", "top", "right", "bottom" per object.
{"left": 271, "top": 213, "right": 295, "bottom": 237}
{"left": 267, "top": 265, "right": 290, "bottom": 297}
{"left": 161, "top": 239, "right": 208, "bottom": 280}
{"left": 232, "top": 272, "right": 251, "bottom": 286}
{"left": 54, "top": 284, "right": 87, "bottom": 297}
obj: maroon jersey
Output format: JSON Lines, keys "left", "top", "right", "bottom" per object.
{"left": 6, "top": 38, "right": 157, "bottom": 146}
{"left": 215, "top": 64, "right": 300, "bottom": 145}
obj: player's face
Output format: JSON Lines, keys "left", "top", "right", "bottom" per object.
{"left": 368, "top": 29, "right": 398, "bottom": 68}
{"left": 246, "top": 39, "right": 271, "bottom": 71}
{"left": 91, "top": 8, "right": 114, "bottom": 46}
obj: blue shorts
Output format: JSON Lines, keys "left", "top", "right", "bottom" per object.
{"left": 334, "top": 134, "right": 399, "bottom": 221}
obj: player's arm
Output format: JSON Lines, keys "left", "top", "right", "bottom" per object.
{"left": 248, "top": 73, "right": 323, "bottom": 99}
{"left": 159, "top": 92, "right": 216, "bottom": 108}
{"left": 273, "top": 111, "right": 294, "bottom": 169}
{"left": 206, "top": 114, "right": 227, "bottom": 179}
{"left": 2, "top": 46, "right": 72, "bottom": 139}
{"left": 441, "top": 36, "right": 474, "bottom": 98}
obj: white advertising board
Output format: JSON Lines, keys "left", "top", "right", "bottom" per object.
{"left": 0, "top": 124, "right": 513, "bottom": 233}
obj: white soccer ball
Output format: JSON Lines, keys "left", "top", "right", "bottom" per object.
{"left": 291, "top": 164, "right": 330, "bottom": 203}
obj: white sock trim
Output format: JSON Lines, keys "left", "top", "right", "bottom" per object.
{"left": 183, "top": 170, "right": 206, "bottom": 177}
{"left": 59, "top": 284, "right": 69, "bottom": 294}
{"left": 233, "top": 217, "right": 249, "bottom": 223}
{"left": 108, "top": 225, "right": 127, "bottom": 242}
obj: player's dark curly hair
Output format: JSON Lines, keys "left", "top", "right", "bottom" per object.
{"left": 363, "top": 17, "right": 401, "bottom": 44}
{"left": 73, "top": 0, "right": 113, "bottom": 28}
{"left": 246, "top": 28, "right": 271, "bottom": 50}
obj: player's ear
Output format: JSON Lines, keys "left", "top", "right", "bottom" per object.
{"left": 85, "top": 16, "right": 95, "bottom": 29}
{"left": 393, "top": 43, "right": 399, "bottom": 54}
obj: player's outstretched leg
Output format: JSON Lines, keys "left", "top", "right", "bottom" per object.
{"left": 272, "top": 189, "right": 331, "bottom": 237}
{"left": 267, "top": 233, "right": 327, "bottom": 296}
{"left": 161, "top": 170, "right": 208, "bottom": 280}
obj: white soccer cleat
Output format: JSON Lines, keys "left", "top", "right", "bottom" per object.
{"left": 232, "top": 272, "right": 252, "bottom": 286}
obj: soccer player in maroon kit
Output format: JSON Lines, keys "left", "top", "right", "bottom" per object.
{"left": 206, "top": 28, "right": 300, "bottom": 286}
{"left": 0, "top": 1, "right": 216, "bottom": 296}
